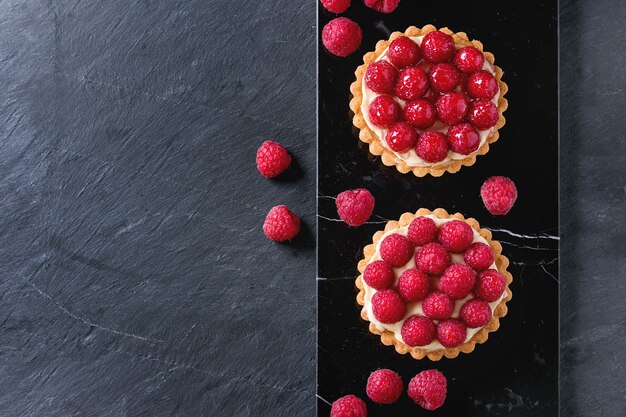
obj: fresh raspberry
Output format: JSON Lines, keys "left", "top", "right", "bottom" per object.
{"left": 385, "top": 122, "right": 418, "bottom": 152}
{"left": 366, "top": 369, "right": 403, "bottom": 404}
{"left": 428, "top": 63, "right": 460, "bottom": 93}
{"left": 371, "top": 289, "right": 406, "bottom": 323}
{"left": 387, "top": 36, "right": 421, "bottom": 68}
{"left": 401, "top": 315, "right": 435, "bottom": 346}
{"left": 480, "top": 176, "right": 518, "bottom": 215}
{"left": 440, "top": 264, "right": 476, "bottom": 299}
{"left": 468, "top": 99, "right": 499, "bottom": 130}
{"left": 437, "top": 220, "right": 474, "bottom": 252}
{"left": 421, "top": 31, "right": 455, "bottom": 63}
{"left": 330, "top": 395, "right": 368, "bottom": 417}
{"left": 475, "top": 269, "right": 506, "bottom": 302}
{"left": 460, "top": 299, "right": 492, "bottom": 328}
{"left": 403, "top": 99, "right": 436, "bottom": 129}
{"left": 394, "top": 66, "right": 429, "bottom": 101}
{"left": 463, "top": 242, "right": 494, "bottom": 271}
{"left": 422, "top": 291, "right": 453, "bottom": 320}
{"left": 436, "top": 92, "right": 469, "bottom": 125}
{"left": 415, "top": 243, "right": 450, "bottom": 274}
{"left": 336, "top": 188, "right": 375, "bottom": 226}
{"left": 363, "top": 0, "right": 401, "bottom": 14}
{"left": 436, "top": 319, "right": 467, "bottom": 348}
{"left": 408, "top": 370, "right": 447, "bottom": 411}
{"left": 453, "top": 46, "right": 485, "bottom": 73}
{"left": 446, "top": 122, "right": 480, "bottom": 155}
{"left": 415, "top": 131, "right": 448, "bottom": 163}
{"left": 466, "top": 70, "right": 498, "bottom": 99}
{"left": 263, "top": 205, "right": 301, "bottom": 241}
{"left": 407, "top": 216, "right": 437, "bottom": 246}
{"left": 363, "top": 260, "right": 394, "bottom": 290}
{"left": 364, "top": 60, "right": 398, "bottom": 94}
{"left": 368, "top": 95, "right": 401, "bottom": 128}
{"left": 322, "top": 17, "right": 362, "bottom": 57}
{"left": 379, "top": 233, "right": 413, "bottom": 267}
{"left": 321, "top": 0, "right": 351, "bottom": 14}
{"left": 397, "top": 269, "right": 430, "bottom": 302}
{"left": 256, "top": 141, "right": 292, "bottom": 178}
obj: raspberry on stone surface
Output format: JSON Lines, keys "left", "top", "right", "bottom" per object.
{"left": 407, "top": 216, "right": 437, "bottom": 246}
{"left": 366, "top": 369, "right": 403, "bottom": 404}
{"left": 321, "top": 0, "right": 351, "bottom": 14}
{"left": 468, "top": 99, "right": 499, "bottom": 130}
{"left": 256, "top": 141, "right": 292, "bottom": 178}
{"left": 453, "top": 46, "right": 485, "bottom": 73}
{"left": 363, "top": 260, "right": 394, "bottom": 290}
{"left": 415, "top": 131, "right": 449, "bottom": 163}
{"left": 386, "top": 122, "right": 418, "bottom": 152}
{"left": 336, "top": 188, "right": 375, "bottom": 226}
{"left": 387, "top": 36, "right": 421, "bottom": 68}
{"left": 397, "top": 269, "right": 430, "bottom": 302}
{"left": 394, "top": 66, "right": 429, "bottom": 101}
{"left": 447, "top": 122, "right": 480, "bottom": 155}
{"left": 403, "top": 99, "right": 436, "bottom": 129}
{"left": 422, "top": 291, "right": 453, "bottom": 320}
{"left": 480, "top": 176, "right": 518, "bottom": 215}
{"left": 428, "top": 63, "right": 461, "bottom": 93}
{"left": 421, "top": 30, "right": 455, "bottom": 63}
{"left": 466, "top": 70, "right": 499, "bottom": 99}
{"left": 364, "top": 0, "right": 401, "bottom": 14}
{"left": 262, "top": 205, "right": 301, "bottom": 242}
{"left": 322, "top": 17, "right": 362, "bottom": 57}
{"left": 436, "top": 92, "right": 469, "bottom": 125}
{"left": 460, "top": 299, "right": 492, "bottom": 328}
{"left": 415, "top": 242, "right": 451, "bottom": 274}
{"left": 368, "top": 95, "right": 401, "bottom": 128}
{"left": 330, "top": 395, "right": 368, "bottom": 417}
{"left": 437, "top": 220, "right": 474, "bottom": 252}
{"left": 464, "top": 242, "right": 494, "bottom": 271}
{"left": 475, "top": 269, "right": 506, "bottom": 302}
{"left": 440, "top": 264, "right": 477, "bottom": 299}
{"left": 436, "top": 319, "right": 467, "bottom": 348}
{"left": 371, "top": 289, "right": 407, "bottom": 323}
{"left": 408, "top": 369, "right": 447, "bottom": 411}
{"left": 364, "top": 60, "right": 398, "bottom": 94}
{"left": 401, "top": 315, "right": 435, "bottom": 347}
{"left": 379, "top": 233, "right": 414, "bottom": 267}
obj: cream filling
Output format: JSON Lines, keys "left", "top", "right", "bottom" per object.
{"left": 360, "top": 35, "right": 500, "bottom": 167}
{"left": 362, "top": 215, "right": 507, "bottom": 351}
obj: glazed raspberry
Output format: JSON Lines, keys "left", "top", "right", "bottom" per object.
{"left": 481, "top": 176, "right": 518, "bottom": 215}
{"left": 364, "top": 60, "right": 398, "bottom": 94}
{"left": 466, "top": 70, "right": 498, "bottom": 99}
{"left": 475, "top": 269, "right": 506, "bottom": 302}
{"left": 436, "top": 319, "right": 467, "bottom": 348}
{"left": 437, "top": 220, "right": 474, "bottom": 252}
{"left": 397, "top": 269, "right": 430, "bottom": 302}
{"left": 336, "top": 188, "right": 375, "bottom": 226}
{"left": 330, "top": 395, "right": 368, "bottom": 417}
{"left": 403, "top": 99, "right": 436, "bottom": 129}
{"left": 386, "top": 122, "right": 418, "bottom": 152}
{"left": 460, "top": 299, "right": 492, "bottom": 328}
{"left": 416, "top": 131, "right": 448, "bottom": 163}
{"left": 379, "top": 233, "right": 413, "bottom": 267}
{"left": 453, "top": 46, "right": 485, "bottom": 73}
{"left": 401, "top": 315, "right": 435, "bottom": 346}
{"left": 368, "top": 95, "right": 401, "bottom": 128}
{"left": 428, "top": 63, "right": 460, "bottom": 93}
{"left": 387, "top": 36, "right": 421, "bottom": 68}
{"left": 422, "top": 291, "right": 453, "bottom": 320}
{"left": 263, "top": 205, "right": 301, "bottom": 241}
{"left": 415, "top": 242, "right": 450, "bottom": 274}
{"left": 447, "top": 122, "right": 480, "bottom": 155}
{"left": 256, "top": 141, "right": 292, "bottom": 178}
{"left": 408, "top": 370, "right": 447, "bottom": 411}
{"left": 440, "top": 264, "right": 476, "bottom": 299}
{"left": 366, "top": 369, "right": 403, "bottom": 404}
{"left": 394, "top": 66, "right": 429, "bottom": 101}
{"left": 363, "top": 260, "right": 394, "bottom": 290}
{"left": 436, "top": 92, "right": 469, "bottom": 125}
{"left": 364, "top": 0, "right": 401, "bottom": 14}
{"left": 468, "top": 99, "right": 499, "bottom": 130}
{"left": 371, "top": 289, "right": 406, "bottom": 323}
{"left": 407, "top": 216, "right": 437, "bottom": 246}
{"left": 421, "top": 31, "right": 455, "bottom": 63}
{"left": 322, "top": 17, "right": 362, "bottom": 57}
{"left": 464, "top": 242, "right": 494, "bottom": 271}
{"left": 321, "top": 0, "right": 351, "bottom": 14}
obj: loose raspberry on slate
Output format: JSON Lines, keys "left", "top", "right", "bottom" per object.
{"left": 436, "top": 92, "right": 469, "bottom": 125}
{"left": 371, "top": 289, "right": 406, "bottom": 323}
{"left": 422, "top": 291, "right": 453, "bottom": 320}
{"left": 386, "top": 122, "right": 418, "bottom": 152}
{"left": 366, "top": 369, "right": 403, "bottom": 404}
{"left": 363, "top": 260, "right": 394, "bottom": 290}
{"left": 416, "top": 131, "right": 449, "bottom": 163}
{"left": 453, "top": 46, "right": 485, "bottom": 73}
{"left": 322, "top": 17, "right": 362, "bottom": 57}
{"left": 440, "top": 264, "right": 476, "bottom": 299}
{"left": 401, "top": 315, "right": 435, "bottom": 347}
{"left": 363, "top": 0, "right": 401, "bottom": 14}
{"left": 397, "top": 269, "right": 430, "bottom": 302}
{"left": 403, "top": 99, "right": 436, "bottom": 129}
{"left": 428, "top": 63, "right": 461, "bottom": 93}
{"left": 263, "top": 205, "right": 301, "bottom": 242}
{"left": 364, "top": 60, "right": 398, "bottom": 94}
{"left": 437, "top": 220, "right": 474, "bottom": 252}
{"left": 415, "top": 242, "right": 451, "bottom": 274}
{"left": 330, "top": 395, "right": 368, "bottom": 417}
{"left": 368, "top": 95, "right": 401, "bottom": 128}
{"left": 460, "top": 299, "right": 492, "bottom": 328}
{"left": 447, "top": 122, "right": 480, "bottom": 155}
{"left": 466, "top": 70, "right": 499, "bottom": 99}
{"left": 256, "top": 140, "right": 292, "bottom": 178}
{"left": 468, "top": 99, "right": 499, "bottom": 130}
{"left": 475, "top": 269, "right": 506, "bottom": 302}
{"left": 321, "top": 0, "right": 351, "bottom": 14}
{"left": 481, "top": 176, "right": 518, "bottom": 215}
{"left": 421, "top": 30, "right": 455, "bottom": 63}
{"left": 336, "top": 188, "right": 375, "bottom": 226}
{"left": 408, "top": 370, "right": 447, "bottom": 411}
{"left": 394, "top": 66, "right": 429, "bottom": 101}
{"left": 387, "top": 36, "right": 421, "bottom": 68}
{"left": 464, "top": 242, "right": 494, "bottom": 271}
{"left": 379, "top": 233, "right": 414, "bottom": 267}
{"left": 436, "top": 319, "right": 467, "bottom": 348}
{"left": 407, "top": 216, "right": 437, "bottom": 246}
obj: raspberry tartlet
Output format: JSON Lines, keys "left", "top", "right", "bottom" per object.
{"left": 356, "top": 208, "right": 512, "bottom": 360}
{"left": 350, "top": 25, "right": 508, "bottom": 177}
